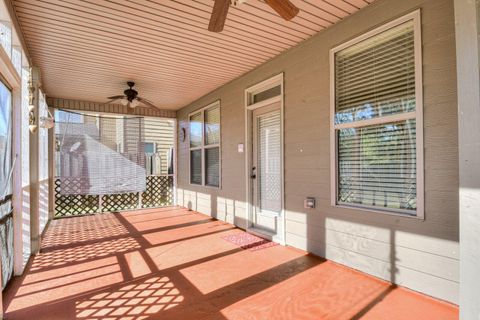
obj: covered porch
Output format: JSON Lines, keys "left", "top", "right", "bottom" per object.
{"left": 0, "top": 0, "right": 479, "bottom": 319}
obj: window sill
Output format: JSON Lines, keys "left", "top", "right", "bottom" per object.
{"left": 332, "top": 203, "right": 424, "bottom": 221}
{"left": 188, "top": 182, "right": 221, "bottom": 190}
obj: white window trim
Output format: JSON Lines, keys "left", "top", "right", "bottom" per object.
{"left": 329, "top": 10, "right": 424, "bottom": 219}
{"left": 188, "top": 100, "right": 221, "bottom": 188}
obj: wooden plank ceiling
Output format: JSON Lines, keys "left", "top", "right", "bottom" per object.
{"left": 12, "top": 0, "right": 373, "bottom": 110}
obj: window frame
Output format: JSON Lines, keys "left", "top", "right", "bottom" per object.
{"left": 188, "top": 100, "right": 221, "bottom": 188}
{"left": 329, "top": 10, "right": 424, "bottom": 219}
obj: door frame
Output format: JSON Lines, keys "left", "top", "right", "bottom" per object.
{"left": 244, "top": 73, "right": 285, "bottom": 245}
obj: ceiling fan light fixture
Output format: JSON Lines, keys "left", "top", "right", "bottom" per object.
{"left": 120, "top": 97, "right": 129, "bottom": 106}
{"left": 130, "top": 99, "right": 140, "bottom": 108}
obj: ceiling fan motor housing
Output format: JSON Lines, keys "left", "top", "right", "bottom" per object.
{"left": 124, "top": 82, "right": 138, "bottom": 102}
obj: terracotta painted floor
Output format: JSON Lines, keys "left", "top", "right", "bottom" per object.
{"left": 3, "top": 207, "right": 458, "bottom": 320}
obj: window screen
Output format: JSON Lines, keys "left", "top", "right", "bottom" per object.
{"left": 0, "top": 80, "right": 13, "bottom": 289}
{"left": 0, "top": 81, "right": 12, "bottom": 199}
{"left": 333, "top": 16, "right": 421, "bottom": 216}
{"left": 56, "top": 110, "right": 146, "bottom": 195}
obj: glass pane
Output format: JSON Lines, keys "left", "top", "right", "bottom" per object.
{"left": 144, "top": 142, "right": 155, "bottom": 154}
{"left": 205, "top": 147, "right": 219, "bottom": 187}
{"left": 337, "top": 119, "right": 417, "bottom": 213}
{"left": 335, "top": 21, "right": 415, "bottom": 124}
{"left": 252, "top": 85, "right": 281, "bottom": 104}
{"left": 205, "top": 106, "right": 220, "bottom": 145}
{"left": 167, "top": 148, "right": 174, "bottom": 175}
{"left": 258, "top": 111, "right": 281, "bottom": 213}
{"left": 189, "top": 112, "right": 202, "bottom": 148}
{"left": 190, "top": 150, "right": 202, "bottom": 185}
{"left": 0, "top": 80, "right": 12, "bottom": 199}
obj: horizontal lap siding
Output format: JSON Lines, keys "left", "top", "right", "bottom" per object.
{"left": 176, "top": 0, "right": 459, "bottom": 303}
{"left": 144, "top": 118, "right": 175, "bottom": 175}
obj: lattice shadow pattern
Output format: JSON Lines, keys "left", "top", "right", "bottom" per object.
{"left": 76, "top": 276, "right": 183, "bottom": 320}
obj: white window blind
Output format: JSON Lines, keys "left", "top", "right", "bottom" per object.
{"left": 205, "top": 106, "right": 220, "bottom": 145}
{"left": 331, "top": 12, "right": 423, "bottom": 217}
{"left": 189, "top": 102, "right": 221, "bottom": 187}
{"left": 190, "top": 149, "right": 202, "bottom": 185}
{"left": 258, "top": 111, "right": 281, "bottom": 213}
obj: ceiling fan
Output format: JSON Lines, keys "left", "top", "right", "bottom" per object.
{"left": 106, "top": 82, "right": 158, "bottom": 110}
{"left": 209, "top": 0, "right": 299, "bottom": 32}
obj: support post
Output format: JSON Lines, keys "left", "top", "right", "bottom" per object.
{"left": 29, "top": 67, "right": 41, "bottom": 254}
{"left": 12, "top": 79, "right": 24, "bottom": 275}
{"left": 48, "top": 106, "right": 55, "bottom": 220}
{"left": 454, "top": 0, "right": 480, "bottom": 318}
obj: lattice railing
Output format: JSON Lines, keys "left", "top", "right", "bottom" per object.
{"left": 54, "top": 175, "right": 174, "bottom": 217}
{"left": 142, "top": 175, "right": 174, "bottom": 208}
{"left": 54, "top": 179, "right": 100, "bottom": 217}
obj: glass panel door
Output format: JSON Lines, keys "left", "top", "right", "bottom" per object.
{"left": 252, "top": 103, "right": 282, "bottom": 235}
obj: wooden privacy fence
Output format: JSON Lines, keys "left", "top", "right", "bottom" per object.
{"left": 54, "top": 175, "right": 174, "bottom": 217}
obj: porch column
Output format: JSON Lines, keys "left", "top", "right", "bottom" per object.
{"left": 12, "top": 75, "right": 24, "bottom": 275}
{"left": 454, "top": 0, "right": 480, "bottom": 318}
{"left": 48, "top": 106, "right": 55, "bottom": 220}
{"left": 29, "top": 67, "right": 41, "bottom": 254}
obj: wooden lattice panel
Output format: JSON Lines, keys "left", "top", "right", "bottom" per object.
{"left": 142, "top": 176, "right": 174, "bottom": 208}
{"left": 101, "top": 193, "right": 139, "bottom": 212}
{"left": 54, "top": 179, "right": 99, "bottom": 217}
{"left": 55, "top": 176, "right": 174, "bottom": 217}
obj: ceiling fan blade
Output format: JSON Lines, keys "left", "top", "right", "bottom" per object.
{"left": 107, "top": 95, "right": 124, "bottom": 100}
{"left": 137, "top": 97, "right": 160, "bottom": 110}
{"left": 208, "top": 0, "right": 230, "bottom": 32}
{"left": 265, "top": 0, "right": 299, "bottom": 21}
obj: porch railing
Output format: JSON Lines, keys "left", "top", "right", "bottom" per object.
{"left": 54, "top": 175, "right": 174, "bottom": 218}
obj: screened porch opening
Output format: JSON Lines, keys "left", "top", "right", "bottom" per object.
{"left": 53, "top": 110, "right": 175, "bottom": 218}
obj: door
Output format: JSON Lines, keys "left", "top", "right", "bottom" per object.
{"left": 251, "top": 102, "right": 283, "bottom": 240}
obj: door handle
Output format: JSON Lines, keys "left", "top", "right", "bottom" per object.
{"left": 251, "top": 167, "right": 256, "bottom": 179}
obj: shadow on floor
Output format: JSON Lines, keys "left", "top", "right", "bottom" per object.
{"left": 3, "top": 207, "right": 458, "bottom": 320}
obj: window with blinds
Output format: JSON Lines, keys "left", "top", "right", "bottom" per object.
{"left": 189, "top": 101, "right": 221, "bottom": 187}
{"left": 331, "top": 11, "right": 423, "bottom": 217}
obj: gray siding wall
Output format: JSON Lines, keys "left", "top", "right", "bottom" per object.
{"left": 176, "top": 0, "right": 459, "bottom": 303}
